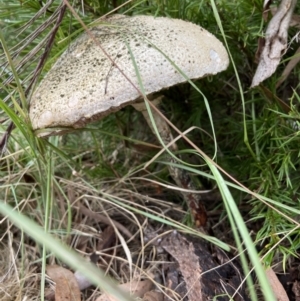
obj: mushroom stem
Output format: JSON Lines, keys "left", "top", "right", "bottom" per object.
{"left": 132, "top": 99, "right": 207, "bottom": 228}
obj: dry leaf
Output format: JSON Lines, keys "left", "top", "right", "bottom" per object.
{"left": 251, "top": 0, "right": 297, "bottom": 87}
{"left": 47, "top": 265, "right": 81, "bottom": 301}
{"left": 271, "top": 6, "right": 300, "bottom": 28}
{"left": 258, "top": 85, "right": 290, "bottom": 112}
{"left": 265, "top": 267, "right": 289, "bottom": 301}
{"left": 161, "top": 232, "right": 202, "bottom": 301}
{"left": 96, "top": 279, "right": 153, "bottom": 301}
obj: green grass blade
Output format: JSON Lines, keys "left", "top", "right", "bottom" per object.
{"left": 205, "top": 160, "right": 276, "bottom": 301}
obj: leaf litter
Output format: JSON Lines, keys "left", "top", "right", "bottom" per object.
{"left": 0, "top": 172, "right": 252, "bottom": 301}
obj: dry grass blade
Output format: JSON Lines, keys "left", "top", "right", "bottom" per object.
{"left": 0, "top": 2, "right": 67, "bottom": 152}
{"left": 17, "top": 0, "right": 56, "bottom": 35}
{"left": 276, "top": 46, "right": 300, "bottom": 88}
{"left": 25, "top": 3, "right": 67, "bottom": 93}
{"left": 77, "top": 204, "right": 133, "bottom": 239}
{"left": 0, "top": 2, "right": 66, "bottom": 87}
{"left": 0, "top": 239, "right": 41, "bottom": 300}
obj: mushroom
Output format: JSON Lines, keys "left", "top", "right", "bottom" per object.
{"left": 29, "top": 15, "right": 229, "bottom": 227}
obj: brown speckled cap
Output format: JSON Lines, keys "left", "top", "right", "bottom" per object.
{"left": 29, "top": 15, "right": 229, "bottom": 135}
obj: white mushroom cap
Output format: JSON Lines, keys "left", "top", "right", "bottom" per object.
{"left": 29, "top": 15, "right": 229, "bottom": 134}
